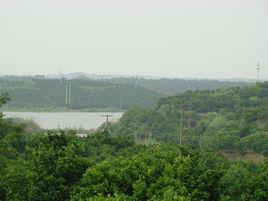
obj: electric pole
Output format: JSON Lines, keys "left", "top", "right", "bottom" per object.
{"left": 101, "top": 114, "right": 114, "bottom": 127}
{"left": 65, "top": 79, "right": 68, "bottom": 103}
{"left": 256, "top": 62, "right": 261, "bottom": 83}
{"left": 119, "top": 97, "right": 122, "bottom": 111}
{"left": 68, "top": 80, "right": 71, "bottom": 103}
{"left": 179, "top": 104, "right": 186, "bottom": 146}
{"left": 65, "top": 79, "right": 72, "bottom": 104}
{"left": 188, "top": 111, "right": 191, "bottom": 130}
{"left": 59, "top": 68, "right": 63, "bottom": 85}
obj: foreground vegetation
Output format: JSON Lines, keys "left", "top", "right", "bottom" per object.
{"left": 0, "top": 122, "right": 267, "bottom": 201}
{"left": 0, "top": 82, "right": 267, "bottom": 201}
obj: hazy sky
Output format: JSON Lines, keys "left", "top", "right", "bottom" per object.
{"left": 1, "top": 0, "right": 267, "bottom": 79}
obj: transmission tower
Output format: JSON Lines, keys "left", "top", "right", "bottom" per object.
{"left": 256, "top": 62, "right": 261, "bottom": 83}
{"left": 179, "top": 104, "right": 187, "bottom": 147}
{"left": 119, "top": 97, "right": 122, "bottom": 111}
{"left": 64, "top": 79, "right": 72, "bottom": 104}
{"left": 59, "top": 68, "right": 63, "bottom": 85}
{"left": 65, "top": 79, "right": 68, "bottom": 103}
{"left": 68, "top": 80, "right": 71, "bottom": 103}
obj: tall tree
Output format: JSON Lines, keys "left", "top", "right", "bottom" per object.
{"left": 0, "top": 93, "right": 10, "bottom": 118}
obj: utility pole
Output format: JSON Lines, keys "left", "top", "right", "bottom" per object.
{"left": 65, "top": 79, "right": 72, "bottom": 104}
{"left": 119, "top": 97, "right": 122, "bottom": 111}
{"left": 179, "top": 104, "right": 186, "bottom": 147}
{"left": 65, "top": 79, "right": 68, "bottom": 103}
{"left": 68, "top": 80, "right": 71, "bottom": 103}
{"left": 59, "top": 68, "right": 63, "bottom": 85}
{"left": 188, "top": 111, "right": 191, "bottom": 130}
{"left": 179, "top": 104, "right": 187, "bottom": 157}
{"left": 256, "top": 62, "right": 261, "bottom": 83}
{"left": 101, "top": 114, "right": 114, "bottom": 127}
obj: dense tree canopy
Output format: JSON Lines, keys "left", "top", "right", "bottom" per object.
{"left": 107, "top": 77, "right": 250, "bottom": 95}
{"left": 0, "top": 83, "right": 267, "bottom": 201}
{"left": 0, "top": 77, "right": 162, "bottom": 111}
{"left": 0, "top": 76, "right": 250, "bottom": 111}
{"left": 110, "top": 82, "right": 268, "bottom": 156}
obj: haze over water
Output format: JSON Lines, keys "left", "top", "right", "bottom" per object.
{"left": 5, "top": 112, "right": 123, "bottom": 129}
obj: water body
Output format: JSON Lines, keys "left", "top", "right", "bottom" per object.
{"left": 4, "top": 112, "right": 123, "bottom": 129}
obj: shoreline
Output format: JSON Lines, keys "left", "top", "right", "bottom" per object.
{"left": 2, "top": 107, "right": 127, "bottom": 113}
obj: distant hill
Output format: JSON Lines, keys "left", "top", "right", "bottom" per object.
{"left": 0, "top": 77, "right": 163, "bottom": 111}
{"left": 110, "top": 82, "right": 268, "bottom": 156}
{"left": 0, "top": 75, "right": 252, "bottom": 111}
{"left": 106, "top": 77, "right": 251, "bottom": 95}
{"left": 47, "top": 73, "right": 253, "bottom": 95}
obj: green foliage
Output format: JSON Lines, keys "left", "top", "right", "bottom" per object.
{"left": 1, "top": 132, "right": 26, "bottom": 159}
{"left": 0, "top": 129, "right": 144, "bottom": 201}
{"left": 220, "top": 162, "right": 252, "bottom": 201}
{"left": 71, "top": 146, "right": 227, "bottom": 201}
{"left": 236, "top": 132, "right": 268, "bottom": 156}
{"left": 0, "top": 77, "right": 251, "bottom": 111}
{"left": 0, "top": 78, "right": 162, "bottom": 111}
{"left": 79, "top": 131, "right": 141, "bottom": 163}
{"left": 0, "top": 93, "right": 10, "bottom": 106}
{"left": 87, "top": 194, "right": 133, "bottom": 201}
{"left": 0, "top": 92, "right": 10, "bottom": 118}
{"left": 0, "top": 82, "right": 268, "bottom": 201}
{"left": 0, "top": 118, "right": 267, "bottom": 201}
{"left": 107, "top": 77, "right": 250, "bottom": 95}
{"left": 246, "top": 161, "right": 268, "bottom": 201}
{"left": 3, "top": 132, "right": 89, "bottom": 201}
{"left": 0, "top": 118, "right": 29, "bottom": 174}
{"left": 111, "top": 82, "right": 268, "bottom": 155}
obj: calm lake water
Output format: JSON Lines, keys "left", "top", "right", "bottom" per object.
{"left": 4, "top": 112, "right": 123, "bottom": 129}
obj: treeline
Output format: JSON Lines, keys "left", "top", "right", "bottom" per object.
{"left": 0, "top": 119, "right": 267, "bottom": 201}
{"left": 110, "top": 82, "right": 268, "bottom": 156}
{"left": 107, "top": 77, "right": 251, "bottom": 95}
{"left": 0, "top": 76, "right": 251, "bottom": 111}
{"left": 0, "top": 78, "right": 162, "bottom": 111}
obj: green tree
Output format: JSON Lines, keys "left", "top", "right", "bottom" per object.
{"left": 4, "top": 132, "right": 89, "bottom": 201}
{"left": 220, "top": 162, "right": 252, "bottom": 201}
{"left": 0, "top": 92, "right": 10, "bottom": 118}
{"left": 71, "top": 146, "right": 226, "bottom": 201}
{"left": 246, "top": 161, "right": 268, "bottom": 201}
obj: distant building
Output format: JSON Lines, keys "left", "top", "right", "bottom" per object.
{"left": 76, "top": 133, "right": 88, "bottom": 138}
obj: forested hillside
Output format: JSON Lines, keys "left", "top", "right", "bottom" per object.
{"left": 0, "top": 77, "right": 162, "bottom": 111}
{"left": 0, "top": 76, "right": 251, "bottom": 111}
{"left": 110, "top": 82, "right": 268, "bottom": 156}
{"left": 107, "top": 77, "right": 251, "bottom": 95}
{"left": 0, "top": 88, "right": 267, "bottom": 201}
